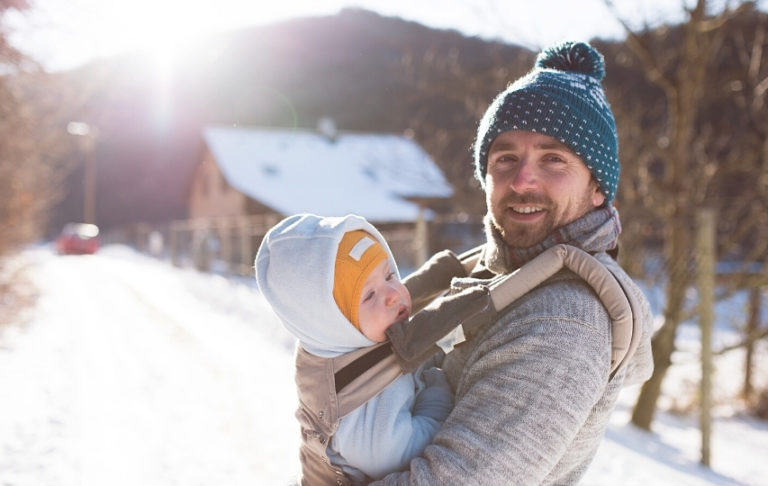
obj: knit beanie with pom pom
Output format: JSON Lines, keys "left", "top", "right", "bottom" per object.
{"left": 473, "top": 41, "right": 619, "bottom": 203}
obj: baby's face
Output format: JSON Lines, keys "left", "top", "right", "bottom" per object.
{"left": 357, "top": 259, "right": 412, "bottom": 342}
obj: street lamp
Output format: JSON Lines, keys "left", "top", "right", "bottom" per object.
{"left": 67, "top": 121, "right": 96, "bottom": 224}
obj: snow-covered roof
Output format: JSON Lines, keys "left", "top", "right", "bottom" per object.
{"left": 202, "top": 125, "right": 453, "bottom": 223}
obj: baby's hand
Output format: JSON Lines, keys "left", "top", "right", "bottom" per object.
{"left": 421, "top": 367, "right": 449, "bottom": 389}
{"left": 414, "top": 367, "right": 453, "bottom": 419}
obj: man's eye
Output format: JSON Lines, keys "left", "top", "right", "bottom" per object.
{"left": 544, "top": 154, "right": 566, "bottom": 163}
{"left": 489, "top": 155, "right": 517, "bottom": 169}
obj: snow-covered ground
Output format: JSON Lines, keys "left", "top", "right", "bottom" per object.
{"left": 1, "top": 245, "right": 766, "bottom": 485}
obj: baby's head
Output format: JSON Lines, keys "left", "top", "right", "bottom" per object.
{"left": 334, "top": 230, "right": 412, "bottom": 342}
{"left": 255, "top": 213, "right": 411, "bottom": 354}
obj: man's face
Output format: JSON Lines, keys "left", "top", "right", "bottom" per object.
{"left": 485, "top": 130, "right": 605, "bottom": 248}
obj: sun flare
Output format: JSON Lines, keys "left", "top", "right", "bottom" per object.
{"left": 103, "top": 0, "right": 335, "bottom": 57}
{"left": 118, "top": 1, "right": 211, "bottom": 54}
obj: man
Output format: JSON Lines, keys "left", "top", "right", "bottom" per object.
{"left": 371, "top": 41, "right": 653, "bottom": 485}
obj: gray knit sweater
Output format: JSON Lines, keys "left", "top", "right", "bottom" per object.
{"left": 370, "top": 207, "right": 654, "bottom": 485}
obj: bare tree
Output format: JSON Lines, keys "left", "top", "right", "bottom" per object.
{"left": 398, "top": 39, "right": 534, "bottom": 218}
{"left": 715, "top": 11, "right": 768, "bottom": 402}
{"left": 0, "top": 0, "right": 79, "bottom": 328}
{"left": 0, "top": 1, "right": 78, "bottom": 261}
{"left": 604, "top": 0, "right": 765, "bottom": 429}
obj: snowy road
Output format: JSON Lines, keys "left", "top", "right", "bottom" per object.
{"left": 0, "top": 247, "right": 301, "bottom": 486}
{"left": 1, "top": 245, "right": 766, "bottom": 485}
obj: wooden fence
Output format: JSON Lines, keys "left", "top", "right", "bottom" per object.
{"left": 108, "top": 215, "right": 484, "bottom": 277}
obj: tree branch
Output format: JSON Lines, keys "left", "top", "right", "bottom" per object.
{"left": 716, "top": 327, "right": 768, "bottom": 355}
{"left": 602, "top": 0, "right": 675, "bottom": 92}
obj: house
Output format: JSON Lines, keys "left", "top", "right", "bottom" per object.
{"left": 186, "top": 123, "right": 454, "bottom": 269}
{"left": 189, "top": 124, "right": 453, "bottom": 221}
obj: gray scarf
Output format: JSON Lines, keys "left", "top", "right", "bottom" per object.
{"left": 483, "top": 206, "right": 622, "bottom": 273}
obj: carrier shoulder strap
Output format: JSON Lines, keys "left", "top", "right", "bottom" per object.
{"left": 388, "top": 244, "right": 641, "bottom": 377}
{"left": 483, "top": 244, "right": 642, "bottom": 377}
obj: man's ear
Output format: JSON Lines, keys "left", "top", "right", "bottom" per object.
{"left": 591, "top": 183, "right": 606, "bottom": 208}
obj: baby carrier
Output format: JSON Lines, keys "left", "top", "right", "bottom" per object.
{"left": 293, "top": 244, "right": 643, "bottom": 485}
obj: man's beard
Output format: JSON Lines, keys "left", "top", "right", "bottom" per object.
{"left": 489, "top": 193, "right": 554, "bottom": 249}
{"left": 490, "top": 191, "right": 595, "bottom": 249}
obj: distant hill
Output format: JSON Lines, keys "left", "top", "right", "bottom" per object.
{"left": 47, "top": 8, "right": 534, "bottom": 233}
{"left": 44, "top": 4, "right": 768, "bottom": 259}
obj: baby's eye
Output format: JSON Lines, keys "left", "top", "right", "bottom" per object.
{"left": 363, "top": 291, "right": 375, "bottom": 302}
{"left": 385, "top": 272, "right": 395, "bottom": 281}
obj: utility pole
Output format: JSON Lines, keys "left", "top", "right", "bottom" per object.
{"left": 696, "top": 208, "right": 716, "bottom": 467}
{"left": 67, "top": 122, "right": 96, "bottom": 224}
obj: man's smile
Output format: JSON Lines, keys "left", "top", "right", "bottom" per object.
{"left": 510, "top": 205, "right": 545, "bottom": 215}
{"left": 506, "top": 204, "right": 547, "bottom": 224}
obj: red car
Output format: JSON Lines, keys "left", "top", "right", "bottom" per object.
{"left": 55, "top": 223, "right": 101, "bottom": 255}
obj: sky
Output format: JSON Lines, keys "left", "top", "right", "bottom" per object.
{"left": 3, "top": 0, "right": 698, "bottom": 72}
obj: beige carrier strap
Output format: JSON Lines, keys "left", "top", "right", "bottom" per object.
{"left": 390, "top": 244, "right": 641, "bottom": 376}
{"left": 485, "top": 244, "right": 637, "bottom": 372}
{"left": 294, "top": 343, "right": 402, "bottom": 485}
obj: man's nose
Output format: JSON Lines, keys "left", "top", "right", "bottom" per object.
{"left": 510, "top": 158, "right": 539, "bottom": 193}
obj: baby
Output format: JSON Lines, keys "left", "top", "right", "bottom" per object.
{"left": 255, "top": 213, "right": 452, "bottom": 483}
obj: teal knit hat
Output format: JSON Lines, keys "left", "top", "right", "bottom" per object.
{"left": 473, "top": 41, "right": 619, "bottom": 202}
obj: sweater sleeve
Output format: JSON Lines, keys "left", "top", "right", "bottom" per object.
{"left": 370, "top": 291, "right": 613, "bottom": 485}
{"left": 333, "top": 371, "right": 453, "bottom": 480}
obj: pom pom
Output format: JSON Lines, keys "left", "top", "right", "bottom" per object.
{"left": 535, "top": 41, "right": 605, "bottom": 81}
